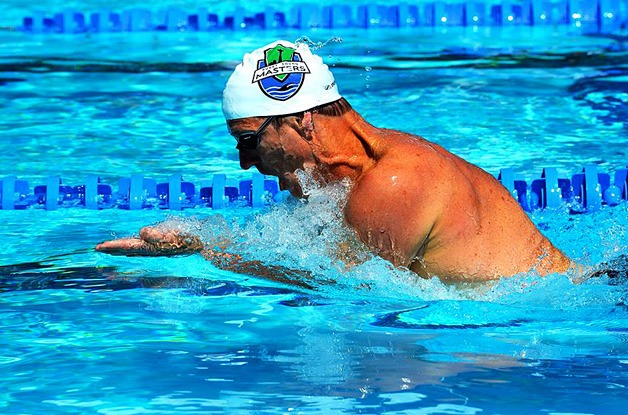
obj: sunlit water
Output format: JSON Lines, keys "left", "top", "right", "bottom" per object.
{"left": 1, "top": 18, "right": 628, "bottom": 415}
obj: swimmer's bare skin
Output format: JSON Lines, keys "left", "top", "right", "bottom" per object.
{"left": 228, "top": 107, "right": 573, "bottom": 282}
{"left": 96, "top": 227, "right": 204, "bottom": 256}
{"left": 97, "top": 101, "right": 575, "bottom": 283}
{"left": 96, "top": 227, "right": 316, "bottom": 289}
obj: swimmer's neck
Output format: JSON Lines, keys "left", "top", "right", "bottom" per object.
{"left": 308, "top": 109, "right": 384, "bottom": 183}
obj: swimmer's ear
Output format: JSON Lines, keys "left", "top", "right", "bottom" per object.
{"left": 298, "top": 112, "right": 315, "bottom": 140}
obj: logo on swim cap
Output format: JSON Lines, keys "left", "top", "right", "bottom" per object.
{"left": 251, "top": 44, "right": 311, "bottom": 101}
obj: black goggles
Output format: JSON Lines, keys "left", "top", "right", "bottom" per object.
{"left": 235, "top": 116, "right": 276, "bottom": 150}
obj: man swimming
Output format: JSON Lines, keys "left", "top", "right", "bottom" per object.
{"left": 96, "top": 40, "right": 575, "bottom": 283}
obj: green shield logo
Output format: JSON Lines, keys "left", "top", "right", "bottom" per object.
{"left": 253, "top": 44, "right": 310, "bottom": 101}
{"left": 264, "top": 45, "right": 295, "bottom": 82}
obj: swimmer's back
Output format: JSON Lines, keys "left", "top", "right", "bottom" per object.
{"left": 359, "top": 131, "right": 571, "bottom": 281}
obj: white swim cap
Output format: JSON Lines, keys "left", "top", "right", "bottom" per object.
{"left": 222, "top": 40, "right": 342, "bottom": 121}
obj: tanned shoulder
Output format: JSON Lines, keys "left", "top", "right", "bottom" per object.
{"left": 344, "top": 155, "right": 444, "bottom": 268}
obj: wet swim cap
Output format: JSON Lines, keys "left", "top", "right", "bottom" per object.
{"left": 222, "top": 40, "right": 342, "bottom": 121}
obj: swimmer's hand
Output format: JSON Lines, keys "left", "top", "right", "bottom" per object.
{"left": 96, "top": 223, "right": 319, "bottom": 290}
{"left": 95, "top": 227, "right": 204, "bottom": 257}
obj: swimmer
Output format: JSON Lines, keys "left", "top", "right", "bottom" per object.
{"left": 97, "top": 39, "right": 578, "bottom": 284}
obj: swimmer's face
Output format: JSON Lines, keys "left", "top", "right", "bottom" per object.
{"left": 228, "top": 116, "right": 315, "bottom": 198}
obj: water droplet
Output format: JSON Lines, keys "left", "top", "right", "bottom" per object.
{"left": 365, "top": 66, "right": 372, "bottom": 72}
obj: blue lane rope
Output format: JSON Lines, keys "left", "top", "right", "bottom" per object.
{"left": 17, "top": 1, "right": 625, "bottom": 34}
{"left": 0, "top": 173, "right": 282, "bottom": 211}
{"left": 0, "top": 166, "right": 626, "bottom": 212}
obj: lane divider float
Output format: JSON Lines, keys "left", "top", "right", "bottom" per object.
{"left": 0, "top": 173, "right": 281, "bottom": 211}
{"left": 1, "top": 165, "right": 627, "bottom": 212}
{"left": 17, "top": 1, "right": 624, "bottom": 34}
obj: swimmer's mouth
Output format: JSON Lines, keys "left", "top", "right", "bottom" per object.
{"left": 255, "top": 165, "right": 274, "bottom": 176}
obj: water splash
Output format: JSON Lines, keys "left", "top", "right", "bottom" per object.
{"left": 294, "top": 36, "right": 343, "bottom": 51}
{"left": 150, "top": 171, "right": 628, "bottom": 309}
{"left": 236, "top": 172, "right": 367, "bottom": 276}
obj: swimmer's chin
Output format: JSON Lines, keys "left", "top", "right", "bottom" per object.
{"left": 279, "top": 176, "right": 304, "bottom": 199}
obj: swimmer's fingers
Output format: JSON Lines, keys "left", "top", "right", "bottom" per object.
{"left": 95, "top": 236, "right": 203, "bottom": 257}
{"left": 95, "top": 238, "right": 154, "bottom": 256}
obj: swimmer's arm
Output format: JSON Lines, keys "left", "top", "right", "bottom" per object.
{"left": 95, "top": 227, "right": 316, "bottom": 289}
{"left": 199, "top": 249, "right": 315, "bottom": 289}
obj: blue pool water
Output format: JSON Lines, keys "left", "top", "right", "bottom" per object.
{"left": 1, "top": 3, "right": 628, "bottom": 414}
